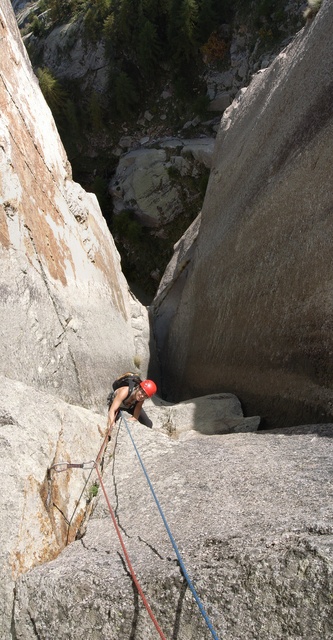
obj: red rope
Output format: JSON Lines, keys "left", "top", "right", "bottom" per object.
{"left": 63, "top": 421, "right": 167, "bottom": 637}
{"left": 95, "top": 422, "right": 114, "bottom": 467}
{"left": 95, "top": 464, "right": 168, "bottom": 640}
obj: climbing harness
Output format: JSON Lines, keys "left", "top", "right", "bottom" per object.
{"left": 120, "top": 411, "right": 221, "bottom": 640}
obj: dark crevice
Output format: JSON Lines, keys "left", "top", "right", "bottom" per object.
{"left": 27, "top": 610, "right": 42, "bottom": 640}
{"left": 117, "top": 552, "right": 140, "bottom": 640}
{"left": 172, "top": 576, "right": 188, "bottom": 640}
{"left": 138, "top": 535, "right": 165, "bottom": 560}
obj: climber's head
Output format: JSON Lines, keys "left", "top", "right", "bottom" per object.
{"left": 139, "top": 379, "right": 157, "bottom": 398}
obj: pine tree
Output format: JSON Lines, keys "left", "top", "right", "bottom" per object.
{"left": 48, "top": 0, "right": 73, "bottom": 23}
{"left": 137, "top": 19, "right": 161, "bottom": 76}
{"left": 168, "top": 0, "right": 199, "bottom": 66}
{"left": 117, "top": 0, "right": 140, "bottom": 47}
{"left": 89, "top": 91, "right": 104, "bottom": 131}
{"left": 37, "top": 67, "right": 67, "bottom": 115}
{"left": 197, "top": 0, "right": 218, "bottom": 43}
{"left": 114, "top": 71, "right": 139, "bottom": 116}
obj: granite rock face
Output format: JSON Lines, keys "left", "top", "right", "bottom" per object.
{"left": 110, "top": 138, "right": 215, "bottom": 227}
{"left": 3, "top": 2, "right": 333, "bottom": 639}
{"left": 142, "top": 390, "right": 260, "bottom": 436}
{"left": 13, "top": 421, "right": 333, "bottom": 639}
{"left": 0, "top": 375, "right": 106, "bottom": 640}
{"left": 0, "top": 373, "right": 259, "bottom": 639}
{"left": 152, "top": 0, "right": 333, "bottom": 427}
{"left": 1, "top": 0, "right": 150, "bottom": 411}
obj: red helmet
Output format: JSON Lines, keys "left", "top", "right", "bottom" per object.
{"left": 140, "top": 379, "right": 157, "bottom": 397}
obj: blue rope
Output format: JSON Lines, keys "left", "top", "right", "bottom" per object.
{"left": 120, "top": 412, "right": 221, "bottom": 640}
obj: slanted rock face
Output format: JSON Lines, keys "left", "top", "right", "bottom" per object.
{"left": 13, "top": 421, "right": 333, "bottom": 639}
{"left": 36, "top": 18, "right": 108, "bottom": 94}
{"left": 0, "top": 370, "right": 259, "bottom": 638}
{"left": 153, "top": 0, "right": 333, "bottom": 427}
{"left": 0, "top": 0, "right": 149, "bottom": 410}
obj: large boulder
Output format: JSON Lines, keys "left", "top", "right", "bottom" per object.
{"left": 143, "top": 390, "right": 260, "bottom": 436}
{"left": 110, "top": 138, "right": 214, "bottom": 227}
{"left": 12, "top": 420, "right": 333, "bottom": 639}
{"left": 1, "top": 0, "right": 150, "bottom": 411}
{"left": 152, "top": 0, "right": 333, "bottom": 427}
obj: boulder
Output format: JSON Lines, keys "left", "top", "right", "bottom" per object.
{"left": 143, "top": 390, "right": 260, "bottom": 436}
{"left": 208, "top": 91, "right": 231, "bottom": 112}
{"left": 109, "top": 138, "right": 215, "bottom": 227}
{"left": 152, "top": 0, "right": 333, "bottom": 427}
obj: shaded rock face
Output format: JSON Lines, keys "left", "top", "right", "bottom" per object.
{"left": 35, "top": 18, "right": 108, "bottom": 94}
{"left": 1, "top": 0, "right": 150, "bottom": 411}
{"left": 13, "top": 421, "right": 333, "bottom": 639}
{"left": 110, "top": 138, "right": 214, "bottom": 227}
{"left": 152, "top": 0, "right": 333, "bottom": 427}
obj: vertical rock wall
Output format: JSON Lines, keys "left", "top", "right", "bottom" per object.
{"left": 0, "top": 0, "right": 150, "bottom": 410}
{"left": 153, "top": 0, "right": 333, "bottom": 427}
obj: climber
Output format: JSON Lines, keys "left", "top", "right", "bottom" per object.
{"left": 107, "top": 375, "right": 157, "bottom": 430}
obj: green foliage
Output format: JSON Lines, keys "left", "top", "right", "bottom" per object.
{"left": 167, "top": 165, "right": 181, "bottom": 180}
{"left": 112, "top": 209, "right": 143, "bottom": 244}
{"left": 307, "top": 0, "right": 322, "bottom": 9}
{"left": 304, "top": 0, "right": 322, "bottom": 19}
{"left": 31, "top": 16, "right": 43, "bottom": 36}
{"left": 47, "top": 0, "right": 74, "bottom": 23}
{"left": 168, "top": 0, "right": 198, "bottom": 67}
{"left": 88, "top": 482, "right": 99, "bottom": 500}
{"left": 83, "top": 7, "right": 98, "bottom": 41}
{"left": 37, "top": 67, "right": 67, "bottom": 114}
{"left": 80, "top": 0, "right": 112, "bottom": 40}
{"left": 252, "top": 0, "right": 284, "bottom": 30}
{"left": 113, "top": 71, "right": 139, "bottom": 116}
{"left": 196, "top": 0, "right": 217, "bottom": 42}
{"left": 117, "top": 0, "right": 134, "bottom": 42}
{"left": 102, "top": 12, "right": 115, "bottom": 52}
{"left": 89, "top": 91, "right": 104, "bottom": 131}
{"left": 137, "top": 19, "right": 161, "bottom": 75}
